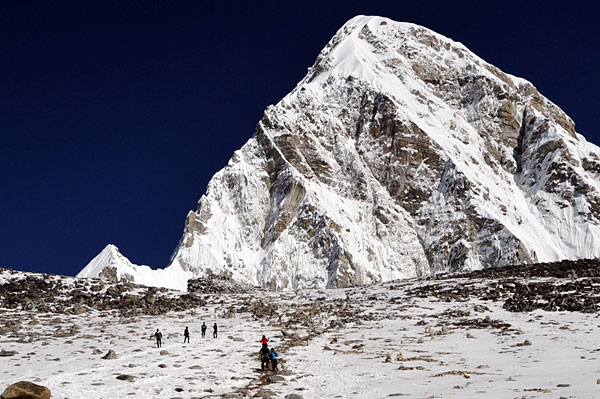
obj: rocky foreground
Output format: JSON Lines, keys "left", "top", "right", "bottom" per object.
{"left": 1, "top": 260, "right": 600, "bottom": 398}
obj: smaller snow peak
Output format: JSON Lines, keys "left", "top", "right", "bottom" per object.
{"left": 77, "top": 244, "right": 133, "bottom": 279}
{"left": 78, "top": 244, "right": 193, "bottom": 291}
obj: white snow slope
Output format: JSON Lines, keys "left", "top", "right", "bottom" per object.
{"left": 2, "top": 267, "right": 600, "bottom": 398}
{"left": 79, "top": 15, "right": 600, "bottom": 291}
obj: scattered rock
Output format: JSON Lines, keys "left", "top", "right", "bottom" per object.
{"left": 253, "top": 389, "right": 275, "bottom": 398}
{"left": 410, "top": 259, "right": 600, "bottom": 314}
{"left": 102, "top": 350, "right": 117, "bottom": 359}
{"left": 187, "top": 276, "right": 248, "bottom": 294}
{"left": 266, "top": 375, "right": 285, "bottom": 383}
{"left": 516, "top": 339, "right": 532, "bottom": 347}
{"left": 1, "top": 381, "right": 51, "bottom": 399}
{"left": 116, "top": 375, "right": 135, "bottom": 382}
{"left": 72, "top": 304, "right": 87, "bottom": 314}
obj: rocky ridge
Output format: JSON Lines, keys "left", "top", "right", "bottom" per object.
{"left": 0, "top": 267, "right": 204, "bottom": 317}
{"left": 411, "top": 258, "right": 600, "bottom": 313}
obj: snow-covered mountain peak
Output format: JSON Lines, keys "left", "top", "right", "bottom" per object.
{"left": 304, "top": 16, "right": 471, "bottom": 89}
{"left": 79, "top": 16, "right": 600, "bottom": 291}
{"left": 77, "top": 245, "right": 193, "bottom": 291}
{"left": 77, "top": 244, "right": 129, "bottom": 278}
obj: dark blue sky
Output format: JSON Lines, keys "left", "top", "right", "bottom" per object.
{"left": 1, "top": 1, "right": 598, "bottom": 276}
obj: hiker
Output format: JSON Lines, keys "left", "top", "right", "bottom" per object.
{"left": 269, "top": 348, "right": 278, "bottom": 371}
{"left": 259, "top": 345, "right": 270, "bottom": 370}
{"left": 260, "top": 335, "right": 268, "bottom": 349}
{"left": 201, "top": 322, "right": 207, "bottom": 338}
{"left": 213, "top": 323, "right": 218, "bottom": 338}
{"left": 183, "top": 326, "right": 190, "bottom": 343}
{"left": 155, "top": 329, "right": 162, "bottom": 348}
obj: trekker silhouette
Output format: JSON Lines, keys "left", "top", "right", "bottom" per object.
{"left": 213, "top": 323, "right": 218, "bottom": 338}
{"left": 183, "top": 326, "right": 190, "bottom": 343}
{"left": 155, "top": 329, "right": 163, "bottom": 348}
{"left": 259, "top": 345, "right": 270, "bottom": 370}
{"left": 201, "top": 322, "right": 207, "bottom": 338}
{"left": 260, "top": 335, "right": 268, "bottom": 349}
{"left": 269, "top": 348, "right": 278, "bottom": 371}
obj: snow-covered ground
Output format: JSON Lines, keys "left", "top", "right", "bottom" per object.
{"left": 1, "top": 269, "right": 600, "bottom": 398}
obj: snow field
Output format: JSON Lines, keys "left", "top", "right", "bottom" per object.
{"left": 3, "top": 275, "right": 600, "bottom": 398}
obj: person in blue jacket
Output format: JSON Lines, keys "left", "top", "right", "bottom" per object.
{"left": 269, "top": 348, "right": 278, "bottom": 371}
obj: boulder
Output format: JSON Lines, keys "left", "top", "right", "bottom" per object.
{"left": 102, "top": 350, "right": 117, "bottom": 359}
{"left": 253, "top": 390, "right": 275, "bottom": 398}
{"left": 1, "top": 381, "right": 51, "bottom": 399}
{"left": 71, "top": 304, "right": 86, "bottom": 314}
{"left": 266, "top": 375, "right": 285, "bottom": 383}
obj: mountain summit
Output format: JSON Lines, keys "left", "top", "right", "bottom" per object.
{"left": 78, "top": 16, "right": 600, "bottom": 290}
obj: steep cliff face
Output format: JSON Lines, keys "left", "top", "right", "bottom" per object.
{"left": 80, "top": 16, "right": 600, "bottom": 291}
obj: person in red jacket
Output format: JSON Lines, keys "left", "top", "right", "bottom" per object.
{"left": 260, "top": 335, "right": 268, "bottom": 349}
